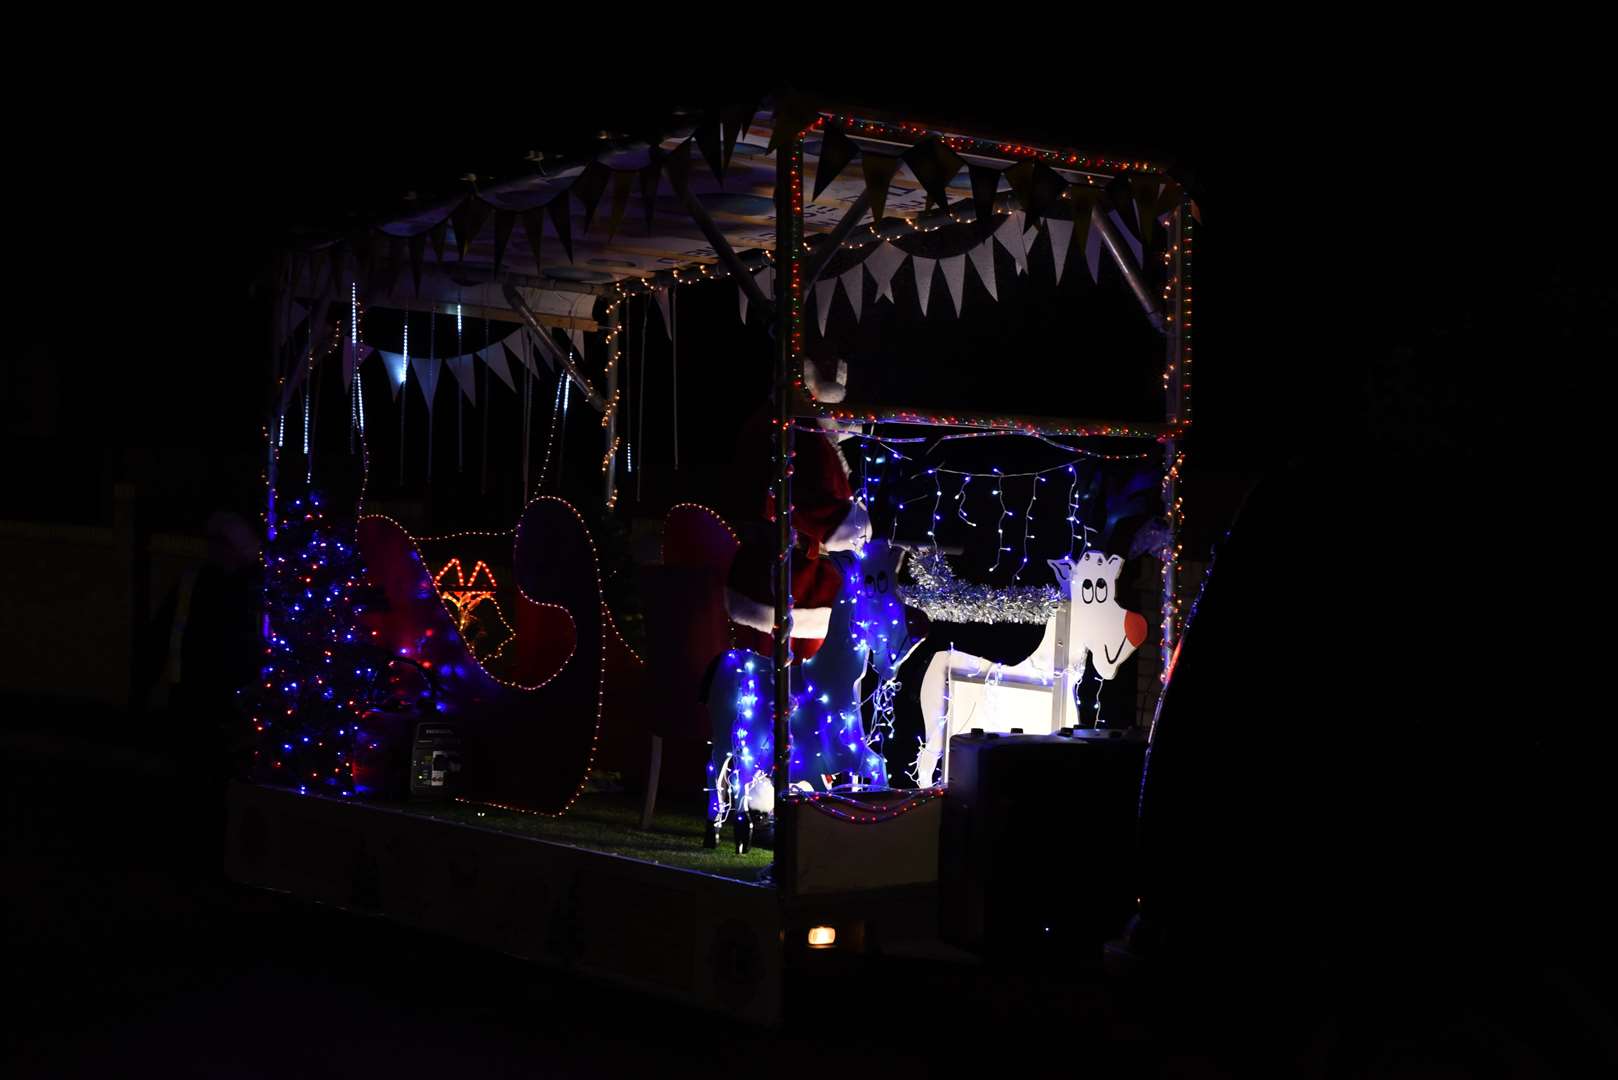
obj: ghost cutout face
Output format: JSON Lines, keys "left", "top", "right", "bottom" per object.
{"left": 842, "top": 542, "right": 926, "bottom": 682}
{"left": 1048, "top": 552, "right": 1150, "bottom": 680}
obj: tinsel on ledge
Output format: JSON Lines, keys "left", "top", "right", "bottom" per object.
{"left": 901, "top": 547, "right": 1060, "bottom": 625}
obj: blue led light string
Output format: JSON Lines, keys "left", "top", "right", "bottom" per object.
{"left": 1013, "top": 475, "right": 1043, "bottom": 582}
{"left": 926, "top": 468, "right": 942, "bottom": 541}
{"left": 990, "top": 468, "right": 1009, "bottom": 572}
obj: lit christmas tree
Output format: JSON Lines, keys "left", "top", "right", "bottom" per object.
{"left": 240, "top": 491, "right": 398, "bottom": 796}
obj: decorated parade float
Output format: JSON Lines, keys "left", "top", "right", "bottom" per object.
{"left": 226, "top": 95, "right": 1195, "bottom": 1023}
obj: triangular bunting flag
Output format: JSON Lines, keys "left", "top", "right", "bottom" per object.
{"left": 572, "top": 161, "right": 610, "bottom": 233}
{"left": 640, "top": 153, "right": 662, "bottom": 234}
{"left": 719, "top": 100, "right": 758, "bottom": 172}
{"left": 381, "top": 234, "right": 406, "bottom": 296}
{"left": 994, "top": 212, "right": 1029, "bottom": 277}
{"left": 350, "top": 231, "right": 376, "bottom": 286}
{"left": 378, "top": 351, "right": 408, "bottom": 400}
{"left": 912, "top": 256, "right": 936, "bottom": 315}
{"left": 653, "top": 287, "right": 672, "bottom": 340}
{"left": 814, "top": 277, "right": 836, "bottom": 335}
{"left": 694, "top": 119, "right": 725, "bottom": 186}
{"left": 1004, "top": 162, "right": 1035, "bottom": 217}
{"left": 527, "top": 326, "right": 563, "bottom": 372}
{"left": 663, "top": 138, "right": 693, "bottom": 195}
{"left": 341, "top": 341, "right": 372, "bottom": 390}
{"left": 1045, "top": 218, "right": 1073, "bottom": 285}
{"left": 1103, "top": 175, "right": 1140, "bottom": 240}
{"left": 939, "top": 254, "right": 966, "bottom": 316}
{"left": 606, "top": 170, "right": 633, "bottom": 239}
{"left": 1130, "top": 176, "right": 1160, "bottom": 249}
{"left": 970, "top": 165, "right": 1001, "bottom": 223}
{"left": 523, "top": 209, "right": 544, "bottom": 273}
{"left": 766, "top": 95, "right": 819, "bottom": 154}
{"left": 863, "top": 241, "right": 907, "bottom": 303}
{"left": 738, "top": 265, "right": 774, "bottom": 323}
{"left": 327, "top": 243, "right": 347, "bottom": 299}
{"left": 1085, "top": 213, "right": 1103, "bottom": 283}
{"left": 407, "top": 232, "right": 426, "bottom": 295}
{"left": 568, "top": 328, "right": 585, "bottom": 357}
{"left": 451, "top": 197, "right": 491, "bottom": 260}
{"left": 1106, "top": 207, "right": 1144, "bottom": 265}
{"left": 446, "top": 354, "right": 477, "bottom": 405}
{"left": 482, "top": 342, "right": 515, "bottom": 393}
{"left": 309, "top": 297, "right": 332, "bottom": 357}
{"left": 839, "top": 265, "right": 864, "bottom": 323}
{"left": 512, "top": 336, "right": 540, "bottom": 378}
{"left": 410, "top": 355, "right": 441, "bottom": 413}
{"left": 491, "top": 211, "right": 515, "bottom": 276}
{"left": 547, "top": 190, "right": 573, "bottom": 262}
{"left": 814, "top": 122, "right": 858, "bottom": 200}
{"left": 1028, "top": 162, "right": 1067, "bottom": 224}
{"left": 901, "top": 136, "right": 964, "bottom": 210}
{"left": 429, "top": 218, "right": 448, "bottom": 264}
{"left": 1156, "top": 180, "right": 1182, "bottom": 219}
{"left": 967, "top": 239, "right": 998, "bottom": 301}
{"left": 862, "top": 153, "right": 901, "bottom": 225}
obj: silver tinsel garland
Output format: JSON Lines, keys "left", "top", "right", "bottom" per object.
{"left": 900, "top": 547, "right": 1060, "bottom": 625}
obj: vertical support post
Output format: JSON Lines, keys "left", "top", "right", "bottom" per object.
{"left": 603, "top": 300, "right": 622, "bottom": 507}
{"left": 942, "top": 645, "right": 955, "bottom": 787}
{"left": 1160, "top": 195, "right": 1190, "bottom": 687}
{"left": 1050, "top": 598, "right": 1073, "bottom": 730}
{"left": 772, "top": 125, "right": 805, "bottom": 800}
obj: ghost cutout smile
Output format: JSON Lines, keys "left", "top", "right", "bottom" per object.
{"left": 1049, "top": 551, "right": 1149, "bottom": 681}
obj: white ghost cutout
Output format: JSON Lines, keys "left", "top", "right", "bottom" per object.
{"left": 1047, "top": 552, "right": 1149, "bottom": 680}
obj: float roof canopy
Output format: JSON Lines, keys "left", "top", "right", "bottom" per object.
{"left": 289, "top": 102, "right": 1181, "bottom": 311}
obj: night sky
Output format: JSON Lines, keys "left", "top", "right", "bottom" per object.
{"left": 14, "top": 72, "right": 1591, "bottom": 542}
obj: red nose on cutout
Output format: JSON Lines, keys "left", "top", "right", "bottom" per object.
{"left": 1124, "top": 610, "right": 1149, "bottom": 647}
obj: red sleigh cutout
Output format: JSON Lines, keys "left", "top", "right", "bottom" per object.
{"left": 356, "top": 497, "right": 644, "bottom": 816}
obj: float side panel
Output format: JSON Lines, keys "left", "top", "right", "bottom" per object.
{"left": 225, "top": 782, "right": 781, "bottom": 1025}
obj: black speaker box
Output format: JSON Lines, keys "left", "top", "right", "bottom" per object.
{"left": 940, "top": 729, "right": 1146, "bottom": 954}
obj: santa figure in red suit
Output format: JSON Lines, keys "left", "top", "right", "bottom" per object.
{"left": 725, "top": 356, "right": 870, "bottom": 660}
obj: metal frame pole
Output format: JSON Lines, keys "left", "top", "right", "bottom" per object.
{"left": 772, "top": 125, "right": 804, "bottom": 802}
{"left": 1160, "top": 195, "right": 1190, "bottom": 686}
{"left": 603, "top": 300, "right": 622, "bottom": 506}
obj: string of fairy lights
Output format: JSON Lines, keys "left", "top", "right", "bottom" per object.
{"left": 840, "top": 431, "right": 1162, "bottom": 584}
{"left": 259, "top": 107, "right": 1191, "bottom": 832}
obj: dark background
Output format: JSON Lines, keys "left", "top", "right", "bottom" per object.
{"left": 12, "top": 74, "right": 1581, "bottom": 531}
{"left": 6, "top": 57, "right": 1611, "bottom": 1074}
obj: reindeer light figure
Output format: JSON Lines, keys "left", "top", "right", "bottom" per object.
{"left": 706, "top": 539, "right": 925, "bottom": 847}
{"left": 914, "top": 550, "right": 1148, "bottom": 785}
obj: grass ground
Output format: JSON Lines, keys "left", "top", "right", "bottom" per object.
{"left": 378, "top": 791, "right": 773, "bottom": 882}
